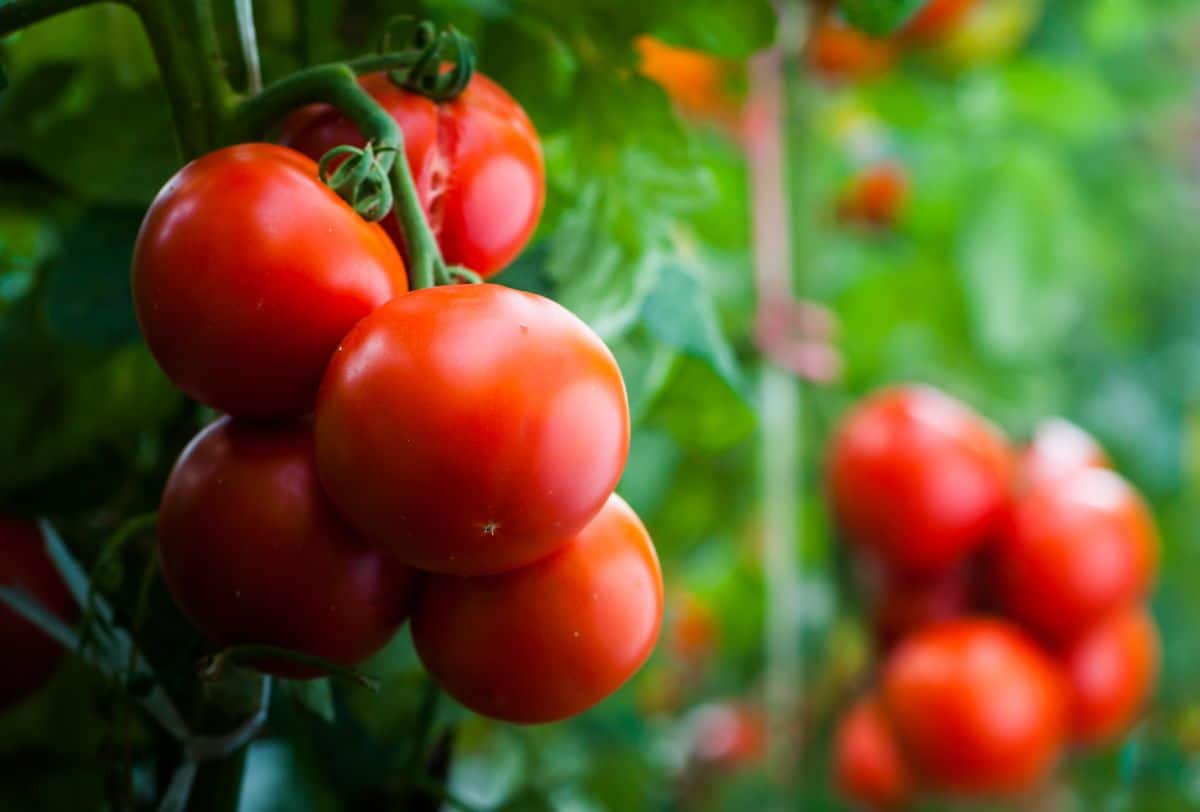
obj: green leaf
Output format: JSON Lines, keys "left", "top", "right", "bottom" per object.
{"left": 283, "top": 678, "right": 336, "bottom": 724}
{"left": 643, "top": 0, "right": 777, "bottom": 58}
{"left": 839, "top": 0, "right": 926, "bottom": 36}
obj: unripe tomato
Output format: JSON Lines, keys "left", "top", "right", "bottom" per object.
{"left": 809, "top": 19, "right": 896, "bottom": 83}
{"left": 833, "top": 696, "right": 911, "bottom": 810}
{"left": 837, "top": 162, "right": 910, "bottom": 230}
{"left": 903, "top": 0, "right": 980, "bottom": 42}
{"left": 635, "top": 36, "right": 740, "bottom": 124}
{"left": 995, "top": 468, "right": 1158, "bottom": 643}
{"left": 1016, "top": 418, "right": 1108, "bottom": 491}
{"left": 157, "top": 417, "right": 416, "bottom": 677}
{"left": 689, "top": 701, "right": 766, "bottom": 771}
{"left": 827, "top": 385, "right": 1012, "bottom": 576}
{"left": 870, "top": 565, "right": 973, "bottom": 651}
{"left": 881, "top": 619, "right": 1068, "bottom": 796}
{"left": 0, "top": 519, "right": 75, "bottom": 710}
{"left": 314, "top": 284, "right": 630, "bottom": 576}
{"left": 1062, "top": 605, "right": 1159, "bottom": 746}
{"left": 132, "top": 144, "right": 407, "bottom": 418}
{"left": 411, "top": 494, "right": 662, "bottom": 724}
{"left": 279, "top": 72, "right": 544, "bottom": 278}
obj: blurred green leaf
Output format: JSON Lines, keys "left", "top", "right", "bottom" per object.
{"left": 839, "top": 0, "right": 926, "bottom": 36}
{"left": 284, "top": 679, "right": 336, "bottom": 724}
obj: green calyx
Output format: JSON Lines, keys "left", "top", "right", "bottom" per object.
{"left": 318, "top": 142, "right": 396, "bottom": 222}
{"left": 381, "top": 18, "right": 477, "bottom": 102}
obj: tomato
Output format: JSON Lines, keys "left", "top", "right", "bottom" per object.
{"left": 314, "top": 283, "right": 630, "bottom": 576}
{"left": 837, "top": 162, "right": 910, "bottom": 230}
{"left": 689, "top": 701, "right": 766, "bottom": 771}
{"left": 635, "top": 36, "right": 740, "bottom": 124}
{"left": 995, "top": 468, "right": 1158, "bottom": 643}
{"left": 809, "top": 19, "right": 896, "bottom": 82}
{"left": 411, "top": 494, "right": 662, "bottom": 724}
{"left": 903, "top": 0, "right": 980, "bottom": 42}
{"left": 833, "top": 695, "right": 911, "bottom": 810}
{"left": 279, "top": 72, "right": 544, "bottom": 278}
{"left": 1016, "top": 418, "right": 1108, "bottom": 491}
{"left": 1061, "top": 605, "right": 1159, "bottom": 745}
{"left": 881, "top": 619, "right": 1068, "bottom": 796}
{"left": 0, "top": 519, "right": 75, "bottom": 710}
{"left": 827, "top": 385, "right": 1012, "bottom": 576}
{"left": 157, "top": 417, "right": 415, "bottom": 677}
{"left": 132, "top": 144, "right": 407, "bottom": 418}
{"left": 870, "top": 564, "right": 973, "bottom": 651}
{"left": 667, "top": 589, "right": 719, "bottom": 666}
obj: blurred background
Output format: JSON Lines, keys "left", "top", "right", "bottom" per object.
{"left": 2, "top": 0, "right": 1200, "bottom": 809}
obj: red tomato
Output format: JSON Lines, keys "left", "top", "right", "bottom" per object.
{"left": 1062, "top": 605, "right": 1159, "bottom": 745}
{"left": 689, "top": 701, "right": 766, "bottom": 771}
{"left": 668, "top": 589, "right": 719, "bottom": 666}
{"left": 903, "top": 0, "right": 980, "bottom": 42}
{"left": 314, "top": 283, "right": 630, "bottom": 576}
{"left": 1017, "top": 418, "right": 1109, "bottom": 491}
{"left": 157, "top": 417, "right": 416, "bottom": 677}
{"left": 279, "top": 72, "right": 544, "bottom": 278}
{"left": 0, "top": 520, "right": 75, "bottom": 710}
{"left": 882, "top": 619, "right": 1068, "bottom": 796}
{"left": 870, "top": 565, "right": 973, "bottom": 651}
{"left": 635, "top": 36, "right": 740, "bottom": 124}
{"left": 809, "top": 19, "right": 897, "bottom": 82}
{"left": 996, "top": 468, "right": 1158, "bottom": 643}
{"left": 132, "top": 144, "right": 407, "bottom": 418}
{"left": 411, "top": 494, "right": 662, "bottom": 724}
{"left": 827, "top": 385, "right": 1012, "bottom": 576}
{"left": 833, "top": 695, "right": 911, "bottom": 810}
{"left": 837, "top": 162, "right": 910, "bottom": 230}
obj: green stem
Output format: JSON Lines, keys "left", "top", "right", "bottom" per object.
{"left": 198, "top": 643, "right": 381, "bottom": 692}
{"left": 0, "top": 0, "right": 110, "bottom": 36}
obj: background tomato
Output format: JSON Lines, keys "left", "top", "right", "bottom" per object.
{"left": 869, "top": 564, "right": 973, "bottom": 651}
{"left": 882, "top": 619, "right": 1068, "bottom": 795}
{"left": 132, "top": 144, "right": 407, "bottom": 418}
{"left": 157, "top": 417, "right": 415, "bottom": 677}
{"left": 809, "top": 19, "right": 897, "bottom": 82}
{"left": 411, "top": 494, "right": 662, "bottom": 724}
{"left": 833, "top": 695, "right": 911, "bottom": 810}
{"left": 1016, "top": 417, "right": 1108, "bottom": 491}
{"left": 996, "top": 468, "right": 1158, "bottom": 642}
{"left": 903, "top": 0, "right": 980, "bottom": 42}
{"left": 827, "top": 385, "right": 1012, "bottom": 576}
{"left": 314, "top": 283, "right": 630, "bottom": 576}
{"left": 1062, "top": 605, "right": 1159, "bottom": 745}
{"left": 688, "top": 701, "right": 766, "bottom": 771}
{"left": 280, "top": 72, "right": 544, "bottom": 278}
{"left": 635, "top": 36, "right": 740, "bottom": 124}
{"left": 836, "top": 162, "right": 910, "bottom": 230}
{"left": 0, "top": 519, "right": 75, "bottom": 710}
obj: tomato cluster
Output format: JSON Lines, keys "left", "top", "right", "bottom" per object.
{"left": 132, "top": 67, "right": 662, "bottom": 724}
{"left": 828, "top": 385, "right": 1160, "bottom": 807}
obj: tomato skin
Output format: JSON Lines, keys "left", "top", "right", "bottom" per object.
{"left": 881, "top": 619, "right": 1068, "bottom": 796}
{"left": 833, "top": 696, "right": 911, "bottom": 810}
{"left": 689, "top": 701, "right": 766, "bottom": 771}
{"left": 314, "top": 284, "right": 630, "bottom": 576}
{"left": 132, "top": 144, "right": 407, "bottom": 418}
{"left": 903, "top": 0, "right": 980, "bottom": 42}
{"left": 995, "top": 468, "right": 1158, "bottom": 643}
{"left": 827, "top": 385, "right": 1012, "bottom": 576}
{"left": 411, "top": 494, "right": 662, "bottom": 724}
{"left": 157, "top": 417, "right": 416, "bottom": 677}
{"left": 279, "top": 72, "right": 544, "bottom": 278}
{"left": 809, "top": 19, "right": 897, "bottom": 82}
{"left": 1062, "top": 605, "right": 1159, "bottom": 745}
{"left": 837, "top": 162, "right": 910, "bottom": 230}
{"left": 0, "top": 520, "right": 75, "bottom": 710}
{"left": 1017, "top": 418, "right": 1108, "bottom": 492}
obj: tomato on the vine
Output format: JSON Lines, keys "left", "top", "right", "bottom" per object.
{"left": 1061, "top": 605, "right": 1159, "bottom": 745}
{"left": 411, "top": 494, "right": 662, "bottom": 724}
{"left": 837, "top": 162, "right": 909, "bottom": 230}
{"left": 688, "top": 701, "right": 766, "bottom": 771}
{"left": 995, "top": 468, "right": 1158, "bottom": 643}
{"left": 881, "top": 619, "right": 1068, "bottom": 795}
{"left": 827, "top": 385, "right": 1012, "bottom": 576}
{"left": 809, "top": 19, "right": 896, "bottom": 82}
{"left": 1016, "top": 417, "right": 1108, "bottom": 491}
{"left": 157, "top": 417, "right": 416, "bottom": 677}
{"left": 0, "top": 519, "right": 75, "bottom": 710}
{"left": 132, "top": 144, "right": 407, "bottom": 418}
{"left": 833, "top": 695, "right": 911, "bottom": 810}
{"left": 902, "top": 0, "right": 980, "bottom": 42}
{"left": 314, "top": 283, "right": 630, "bottom": 576}
{"left": 280, "top": 72, "right": 544, "bottom": 278}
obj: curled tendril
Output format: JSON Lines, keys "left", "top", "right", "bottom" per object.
{"left": 318, "top": 143, "right": 397, "bottom": 222}
{"left": 378, "top": 17, "right": 477, "bottom": 102}
{"left": 444, "top": 265, "right": 484, "bottom": 285}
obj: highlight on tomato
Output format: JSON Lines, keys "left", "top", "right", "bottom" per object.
{"left": 1016, "top": 417, "right": 1109, "bottom": 491}
{"left": 833, "top": 695, "right": 911, "bottom": 810}
{"left": 411, "top": 494, "right": 663, "bottom": 724}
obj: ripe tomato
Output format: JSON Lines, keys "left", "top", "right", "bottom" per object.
{"left": 881, "top": 619, "right": 1068, "bottom": 796}
{"left": 1016, "top": 418, "right": 1108, "bottom": 491}
{"left": 0, "top": 519, "right": 75, "bottom": 710}
{"left": 667, "top": 589, "right": 718, "bottom": 666}
{"left": 279, "top": 72, "right": 544, "bottom": 278}
{"left": 411, "top": 494, "right": 662, "bottom": 724}
{"left": 689, "top": 701, "right": 766, "bottom": 771}
{"left": 635, "top": 36, "right": 740, "bottom": 124}
{"left": 1062, "top": 605, "right": 1159, "bottom": 745}
{"left": 157, "top": 417, "right": 416, "bottom": 677}
{"left": 132, "top": 144, "right": 407, "bottom": 418}
{"left": 827, "top": 385, "right": 1012, "bottom": 576}
{"left": 995, "top": 468, "right": 1158, "bottom": 643}
{"left": 314, "top": 283, "right": 630, "bottom": 576}
{"left": 809, "top": 19, "right": 897, "bottom": 82}
{"left": 837, "top": 162, "right": 910, "bottom": 230}
{"left": 903, "top": 0, "right": 980, "bottom": 42}
{"left": 870, "top": 564, "right": 973, "bottom": 651}
{"left": 833, "top": 695, "right": 911, "bottom": 810}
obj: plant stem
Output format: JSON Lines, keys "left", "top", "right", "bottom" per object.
{"left": 0, "top": 0, "right": 108, "bottom": 36}
{"left": 198, "top": 644, "right": 381, "bottom": 691}
{"left": 233, "top": 0, "right": 261, "bottom": 94}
